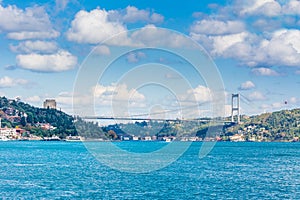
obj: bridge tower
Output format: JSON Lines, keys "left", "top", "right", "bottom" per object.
{"left": 231, "top": 94, "right": 240, "bottom": 124}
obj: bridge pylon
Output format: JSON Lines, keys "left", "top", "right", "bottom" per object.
{"left": 231, "top": 93, "right": 240, "bottom": 124}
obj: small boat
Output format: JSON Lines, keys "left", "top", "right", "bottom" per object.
{"left": 43, "top": 135, "right": 61, "bottom": 141}
{"left": 65, "top": 135, "right": 83, "bottom": 142}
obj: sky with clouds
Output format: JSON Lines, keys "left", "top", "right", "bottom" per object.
{"left": 0, "top": 0, "right": 300, "bottom": 119}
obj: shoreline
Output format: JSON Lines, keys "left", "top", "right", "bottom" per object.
{"left": 0, "top": 139, "right": 299, "bottom": 143}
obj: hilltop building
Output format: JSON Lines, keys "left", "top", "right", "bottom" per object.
{"left": 43, "top": 99, "right": 56, "bottom": 109}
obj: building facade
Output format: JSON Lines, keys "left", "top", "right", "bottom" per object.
{"left": 43, "top": 99, "right": 56, "bottom": 109}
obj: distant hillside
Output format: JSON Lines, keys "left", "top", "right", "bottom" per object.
{"left": 103, "top": 108, "right": 300, "bottom": 141}
{"left": 224, "top": 109, "right": 300, "bottom": 141}
{"left": 1, "top": 96, "right": 299, "bottom": 141}
{"left": 0, "top": 96, "right": 106, "bottom": 139}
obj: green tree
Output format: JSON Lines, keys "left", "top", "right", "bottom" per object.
{"left": 20, "top": 116, "right": 26, "bottom": 127}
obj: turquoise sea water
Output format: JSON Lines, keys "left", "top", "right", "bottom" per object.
{"left": 0, "top": 141, "right": 299, "bottom": 199}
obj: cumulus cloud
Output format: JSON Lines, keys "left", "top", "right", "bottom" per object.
{"left": 10, "top": 40, "right": 58, "bottom": 53}
{"left": 0, "top": 5, "right": 50, "bottom": 32}
{"left": 211, "top": 32, "right": 251, "bottom": 56}
{"left": 93, "top": 45, "right": 110, "bottom": 55}
{"left": 282, "top": 0, "right": 300, "bottom": 15}
{"left": 251, "top": 67, "right": 280, "bottom": 76}
{"left": 190, "top": 19, "right": 245, "bottom": 35}
{"left": 66, "top": 5, "right": 193, "bottom": 49}
{"left": 179, "top": 85, "right": 212, "bottom": 103}
{"left": 0, "top": 76, "right": 29, "bottom": 88}
{"left": 0, "top": 5, "right": 59, "bottom": 40}
{"left": 254, "top": 29, "right": 300, "bottom": 67}
{"left": 54, "top": 83, "right": 147, "bottom": 115}
{"left": 130, "top": 24, "right": 193, "bottom": 48}
{"left": 66, "top": 8, "right": 179, "bottom": 47}
{"left": 7, "top": 30, "right": 60, "bottom": 40}
{"left": 150, "top": 13, "right": 164, "bottom": 24}
{"left": 239, "top": 81, "right": 255, "bottom": 90}
{"left": 66, "top": 8, "right": 128, "bottom": 44}
{"left": 189, "top": 1, "right": 300, "bottom": 69}
{"left": 239, "top": 0, "right": 281, "bottom": 17}
{"left": 191, "top": 26, "right": 300, "bottom": 68}
{"left": 66, "top": 7, "right": 164, "bottom": 45}
{"left": 121, "top": 6, "right": 164, "bottom": 23}
{"left": 16, "top": 50, "right": 77, "bottom": 72}
{"left": 94, "top": 83, "right": 145, "bottom": 103}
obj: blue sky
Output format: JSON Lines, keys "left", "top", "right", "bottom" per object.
{"left": 0, "top": 0, "right": 300, "bottom": 118}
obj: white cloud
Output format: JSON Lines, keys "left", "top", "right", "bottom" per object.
{"left": 94, "top": 83, "right": 145, "bottom": 103}
{"left": 247, "top": 91, "right": 267, "bottom": 101}
{"left": 122, "top": 6, "right": 164, "bottom": 23}
{"left": 10, "top": 40, "right": 58, "bottom": 53}
{"left": 66, "top": 8, "right": 129, "bottom": 44}
{"left": 66, "top": 7, "right": 166, "bottom": 46}
{"left": 252, "top": 19, "right": 281, "bottom": 32}
{"left": 180, "top": 85, "right": 212, "bottom": 103}
{"left": 0, "top": 5, "right": 51, "bottom": 32}
{"left": 150, "top": 13, "right": 164, "bottom": 24}
{"left": 54, "top": 83, "right": 147, "bottom": 116}
{"left": 296, "top": 70, "right": 300, "bottom": 75}
{"left": 190, "top": 19, "right": 245, "bottom": 35}
{"left": 239, "top": 0, "right": 281, "bottom": 17}
{"left": 67, "top": 7, "right": 189, "bottom": 48}
{"left": 251, "top": 67, "right": 280, "bottom": 76}
{"left": 242, "top": 29, "right": 300, "bottom": 67}
{"left": 55, "top": 84, "right": 147, "bottom": 114}
{"left": 282, "top": 0, "right": 300, "bottom": 15}
{"left": 239, "top": 81, "right": 255, "bottom": 90}
{"left": 191, "top": 27, "right": 300, "bottom": 67}
{"left": 93, "top": 45, "right": 110, "bottom": 55}
{"left": 66, "top": 6, "right": 190, "bottom": 49}
{"left": 16, "top": 50, "right": 77, "bottom": 72}
{"left": 0, "top": 5, "right": 58, "bottom": 40}
{"left": 254, "top": 29, "right": 300, "bottom": 67}
{"left": 131, "top": 24, "right": 193, "bottom": 48}
{"left": 56, "top": 92, "right": 89, "bottom": 108}
{"left": 7, "top": 30, "right": 60, "bottom": 40}
{"left": 0, "top": 76, "right": 29, "bottom": 88}
{"left": 126, "top": 51, "right": 146, "bottom": 63}
{"left": 211, "top": 32, "right": 250, "bottom": 56}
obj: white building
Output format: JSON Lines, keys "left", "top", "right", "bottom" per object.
{"left": 132, "top": 136, "right": 139, "bottom": 141}
{"left": 144, "top": 136, "right": 152, "bottom": 141}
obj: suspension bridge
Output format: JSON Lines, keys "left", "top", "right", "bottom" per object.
{"left": 81, "top": 93, "right": 245, "bottom": 125}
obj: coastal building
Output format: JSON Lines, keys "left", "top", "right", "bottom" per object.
{"left": 38, "top": 123, "right": 56, "bottom": 130}
{"left": 132, "top": 136, "right": 139, "bottom": 141}
{"left": 229, "top": 134, "right": 245, "bottom": 142}
{"left": 144, "top": 136, "right": 152, "bottom": 141}
{"left": 43, "top": 99, "right": 56, "bottom": 109}
{"left": 122, "top": 136, "right": 130, "bottom": 141}
{"left": 0, "top": 127, "right": 26, "bottom": 140}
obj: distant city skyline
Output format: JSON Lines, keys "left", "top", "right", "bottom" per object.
{"left": 0, "top": 0, "right": 300, "bottom": 118}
